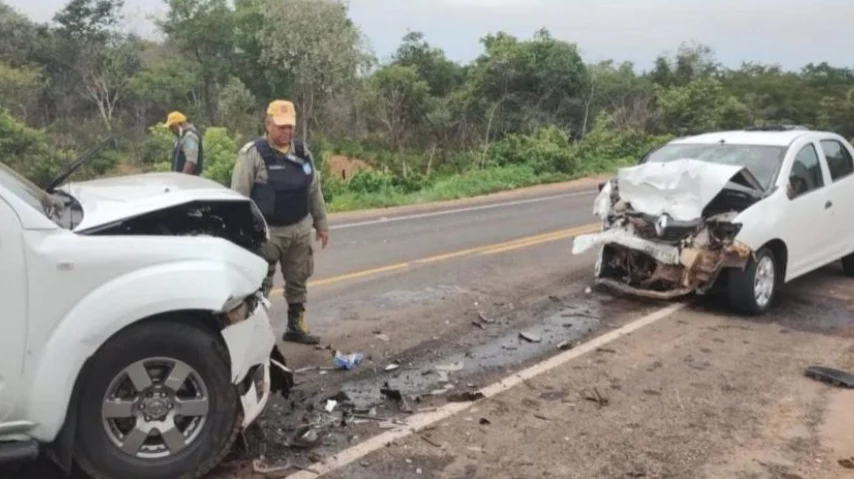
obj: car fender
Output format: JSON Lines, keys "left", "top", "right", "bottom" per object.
{"left": 23, "top": 260, "right": 261, "bottom": 442}
{"left": 731, "top": 192, "right": 786, "bottom": 251}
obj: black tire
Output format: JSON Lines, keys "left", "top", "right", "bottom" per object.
{"left": 841, "top": 253, "right": 854, "bottom": 276}
{"left": 74, "top": 320, "right": 242, "bottom": 479}
{"left": 727, "top": 246, "right": 778, "bottom": 315}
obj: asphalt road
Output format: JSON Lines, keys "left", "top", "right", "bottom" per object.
{"left": 263, "top": 178, "right": 603, "bottom": 344}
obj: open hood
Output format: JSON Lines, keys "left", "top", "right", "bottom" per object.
{"left": 58, "top": 172, "right": 252, "bottom": 232}
{"left": 615, "top": 158, "right": 765, "bottom": 222}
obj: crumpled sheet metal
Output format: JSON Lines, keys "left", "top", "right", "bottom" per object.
{"left": 593, "top": 179, "right": 613, "bottom": 219}
{"left": 572, "top": 227, "right": 681, "bottom": 265}
{"left": 616, "top": 158, "right": 747, "bottom": 222}
{"left": 595, "top": 278, "right": 694, "bottom": 299}
{"left": 221, "top": 298, "right": 276, "bottom": 429}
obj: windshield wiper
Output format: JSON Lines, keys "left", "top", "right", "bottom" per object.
{"left": 46, "top": 136, "right": 119, "bottom": 193}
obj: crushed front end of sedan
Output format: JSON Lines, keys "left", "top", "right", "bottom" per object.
{"left": 572, "top": 158, "right": 767, "bottom": 299}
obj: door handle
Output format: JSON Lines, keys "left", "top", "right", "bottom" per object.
{"left": 826, "top": 201, "right": 833, "bottom": 209}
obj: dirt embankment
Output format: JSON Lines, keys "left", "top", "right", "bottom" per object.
{"left": 325, "top": 155, "right": 371, "bottom": 180}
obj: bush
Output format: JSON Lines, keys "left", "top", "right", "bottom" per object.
{"left": 201, "top": 127, "right": 240, "bottom": 186}
{"left": 0, "top": 108, "right": 65, "bottom": 187}
{"left": 486, "top": 125, "right": 577, "bottom": 175}
{"left": 135, "top": 124, "right": 175, "bottom": 167}
{"left": 346, "top": 169, "right": 395, "bottom": 194}
{"left": 570, "top": 113, "right": 675, "bottom": 173}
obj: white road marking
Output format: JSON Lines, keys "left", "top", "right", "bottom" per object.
{"left": 330, "top": 190, "right": 598, "bottom": 230}
{"left": 284, "top": 301, "right": 689, "bottom": 479}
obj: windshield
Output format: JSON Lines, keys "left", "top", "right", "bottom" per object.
{"left": 643, "top": 143, "right": 786, "bottom": 191}
{"left": 0, "top": 160, "right": 52, "bottom": 214}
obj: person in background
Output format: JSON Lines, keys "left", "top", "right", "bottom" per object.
{"left": 163, "top": 111, "right": 204, "bottom": 175}
{"left": 230, "top": 100, "right": 329, "bottom": 345}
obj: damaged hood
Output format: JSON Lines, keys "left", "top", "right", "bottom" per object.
{"left": 58, "top": 172, "right": 252, "bottom": 232}
{"left": 616, "top": 158, "right": 764, "bottom": 222}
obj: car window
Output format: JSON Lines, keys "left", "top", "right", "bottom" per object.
{"left": 788, "top": 143, "right": 824, "bottom": 199}
{"left": 820, "top": 139, "right": 854, "bottom": 182}
{"left": 644, "top": 143, "right": 786, "bottom": 191}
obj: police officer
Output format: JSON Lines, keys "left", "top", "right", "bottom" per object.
{"left": 163, "top": 111, "right": 204, "bottom": 175}
{"left": 231, "top": 100, "right": 329, "bottom": 345}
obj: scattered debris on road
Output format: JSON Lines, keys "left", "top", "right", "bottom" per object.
{"left": 374, "top": 331, "right": 390, "bottom": 342}
{"left": 380, "top": 381, "right": 403, "bottom": 401}
{"left": 479, "top": 418, "right": 491, "bottom": 425}
{"left": 420, "top": 434, "right": 442, "bottom": 448}
{"left": 804, "top": 366, "right": 854, "bottom": 388}
{"left": 839, "top": 457, "right": 854, "bottom": 469}
{"left": 581, "top": 388, "right": 609, "bottom": 407}
{"left": 557, "top": 340, "right": 574, "bottom": 350}
{"left": 435, "top": 361, "right": 464, "bottom": 372}
{"left": 252, "top": 458, "right": 293, "bottom": 477}
{"left": 447, "top": 391, "right": 486, "bottom": 402}
{"left": 519, "top": 331, "right": 542, "bottom": 343}
{"left": 333, "top": 351, "right": 364, "bottom": 370}
{"left": 289, "top": 425, "right": 323, "bottom": 449}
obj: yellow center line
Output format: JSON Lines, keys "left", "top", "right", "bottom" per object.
{"left": 267, "top": 222, "right": 600, "bottom": 294}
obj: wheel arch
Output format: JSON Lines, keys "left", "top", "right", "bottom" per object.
{"left": 45, "top": 309, "right": 230, "bottom": 474}
{"left": 760, "top": 238, "right": 789, "bottom": 284}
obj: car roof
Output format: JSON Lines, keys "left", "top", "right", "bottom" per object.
{"left": 670, "top": 129, "right": 814, "bottom": 147}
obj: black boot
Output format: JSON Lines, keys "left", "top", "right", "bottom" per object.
{"left": 283, "top": 303, "right": 320, "bottom": 345}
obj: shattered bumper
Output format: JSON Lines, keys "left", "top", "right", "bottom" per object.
{"left": 221, "top": 295, "right": 276, "bottom": 429}
{"left": 574, "top": 228, "right": 752, "bottom": 299}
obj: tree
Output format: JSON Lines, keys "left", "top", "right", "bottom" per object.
{"left": 159, "top": 0, "right": 237, "bottom": 125}
{"left": 464, "top": 29, "right": 590, "bottom": 141}
{"left": 392, "top": 31, "right": 463, "bottom": 98}
{"left": 78, "top": 35, "right": 141, "bottom": 129}
{"left": 365, "top": 65, "right": 430, "bottom": 150}
{"left": 53, "top": 0, "right": 124, "bottom": 40}
{"left": 0, "top": 62, "right": 43, "bottom": 121}
{"left": 258, "top": 0, "right": 370, "bottom": 141}
{"left": 656, "top": 78, "right": 749, "bottom": 134}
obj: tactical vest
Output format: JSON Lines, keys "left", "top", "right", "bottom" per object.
{"left": 171, "top": 126, "right": 204, "bottom": 175}
{"left": 251, "top": 138, "right": 314, "bottom": 226}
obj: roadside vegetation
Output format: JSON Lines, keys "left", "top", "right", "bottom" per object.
{"left": 2, "top": 0, "right": 854, "bottom": 212}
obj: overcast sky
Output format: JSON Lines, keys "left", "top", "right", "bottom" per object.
{"left": 5, "top": 0, "right": 852, "bottom": 71}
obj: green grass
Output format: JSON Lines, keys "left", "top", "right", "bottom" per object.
{"left": 325, "top": 164, "right": 586, "bottom": 213}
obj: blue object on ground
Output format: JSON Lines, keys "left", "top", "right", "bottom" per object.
{"left": 333, "top": 351, "right": 364, "bottom": 370}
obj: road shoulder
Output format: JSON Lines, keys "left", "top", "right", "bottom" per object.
{"left": 325, "top": 300, "right": 854, "bottom": 479}
{"left": 326, "top": 174, "right": 608, "bottom": 224}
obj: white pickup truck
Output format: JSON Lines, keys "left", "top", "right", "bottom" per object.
{"left": 0, "top": 156, "right": 290, "bottom": 478}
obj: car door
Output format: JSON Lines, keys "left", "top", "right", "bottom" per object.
{"left": 780, "top": 141, "right": 835, "bottom": 278}
{"left": 816, "top": 137, "right": 854, "bottom": 259}
{"left": 0, "top": 195, "right": 27, "bottom": 419}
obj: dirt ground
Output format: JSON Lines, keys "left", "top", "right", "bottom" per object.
{"left": 325, "top": 155, "right": 371, "bottom": 181}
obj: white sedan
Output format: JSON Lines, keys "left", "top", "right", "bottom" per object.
{"left": 573, "top": 125, "right": 854, "bottom": 315}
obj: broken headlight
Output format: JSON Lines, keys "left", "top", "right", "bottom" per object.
{"left": 710, "top": 222, "right": 743, "bottom": 241}
{"left": 222, "top": 294, "right": 260, "bottom": 326}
